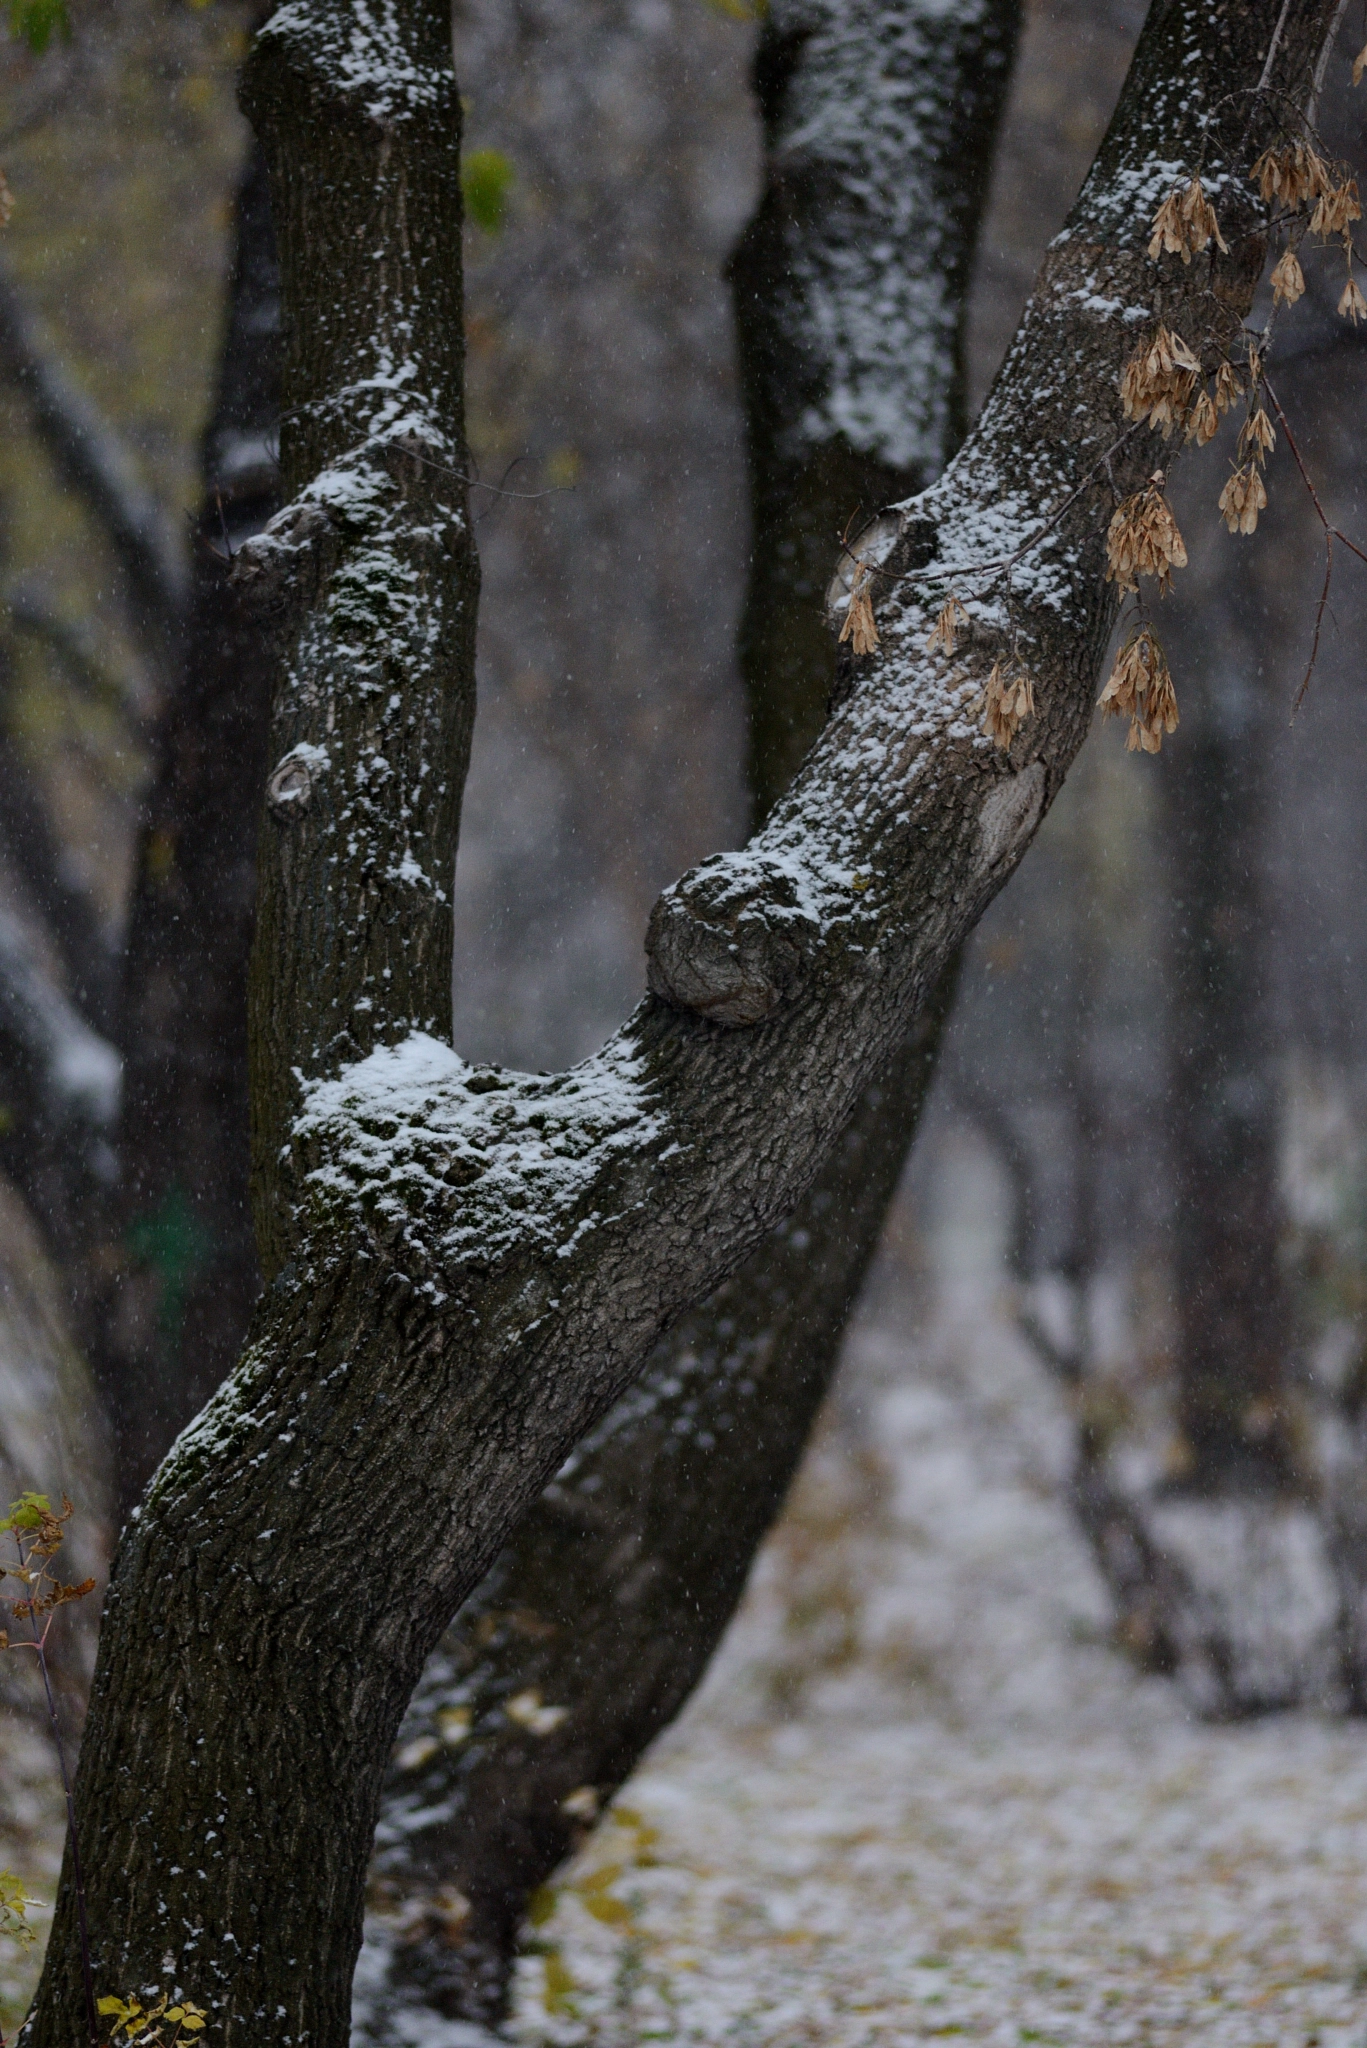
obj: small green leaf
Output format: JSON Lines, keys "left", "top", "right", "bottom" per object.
{"left": 461, "top": 149, "right": 513, "bottom": 236}
{"left": 6, "top": 0, "right": 70, "bottom": 53}
{"left": 0, "top": 1491, "right": 51, "bottom": 1532}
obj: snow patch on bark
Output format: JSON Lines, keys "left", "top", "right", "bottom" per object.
{"left": 258, "top": 0, "right": 450, "bottom": 123}
{"left": 294, "top": 1031, "right": 668, "bottom": 1269}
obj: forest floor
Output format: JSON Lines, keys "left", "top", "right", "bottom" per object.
{"left": 3, "top": 1126, "right": 1367, "bottom": 2046}
{"left": 508, "top": 1126, "right": 1367, "bottom": 2048}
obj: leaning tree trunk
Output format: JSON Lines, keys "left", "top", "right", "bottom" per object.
{"left": 354, "top": 0, "right": 1016, "bottom": 2032}
{"left": 23, "top": 5, "right": 1344, "bottom": 2047}
{"left": 99, "top": 140, "right": 280, "bottom": 1514}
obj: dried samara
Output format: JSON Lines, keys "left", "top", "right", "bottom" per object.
{"left": 838, "top": 561, "right": 879, "bottom": 657}
{"left": 978, "top": 660, "right": 1035, "bottom": 751}
{"left": 1098, "top": 627, "right": 1179, "bottom": 754}
{"left": 1105, "top": 474, "right": 1188, "bottom": 595}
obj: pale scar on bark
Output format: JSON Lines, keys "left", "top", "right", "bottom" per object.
{"left": 977, "top": 760, "right": 1044, "bottom": 869}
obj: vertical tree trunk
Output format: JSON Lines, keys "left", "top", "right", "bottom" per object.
{"left": 99, "top": 142, "right": 281, "bottom": 1512}
{"left": 1164, "top": 618, "right": 1295, "bottom": 1492}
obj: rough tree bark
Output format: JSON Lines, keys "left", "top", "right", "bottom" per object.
{"left": 354, "top": 2, "right": 1015, "bottom": 2031}
{"left": 23, "top": 5, "right": 1346, "bottom": 2046}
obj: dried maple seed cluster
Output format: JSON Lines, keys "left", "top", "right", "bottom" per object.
{"left": 1250, "top": 140, "right": 1363, "bottom": 322}
{"left": 1219, "top": 379, "right": 1276, "bottom": 538}
{"left": 1251, "top": 140, "right": 1331, "bottom": 210}
{"left": 1098, "top": 627, "right": 1179, "bottom": 756}
{"left": 978, "top": 660, "right": 1036, "bottom": 752}
{"left": 1270, "top": 245, "right": 1306, "bottom": 307}
{"left": 838, "top": 560, "right": 879, "bottom": 657}
{"left": 1147, "top": 177, "right": 1228, "bottom": 265}
{"left": 1119, "top": 327, "right": 1249, "bottom": 449}
{"left": 926, "top": 592, "right": 969, "bottom": 656}
{"left": 1120, "top": 326, "right": 1202, "bottom": 440}
{"left": 1218, "top": 463, "right": 1268, "bottom": 536}
{"left": 1105, "top": 474, "right": 1187, "bottom": 597}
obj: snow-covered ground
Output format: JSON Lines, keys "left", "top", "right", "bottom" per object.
{"left": 507, "top": 1125, "right": 1367, "bottom": 2048}
{"left": 5, "top": 1125, "right": 1367, "bottom": 2045}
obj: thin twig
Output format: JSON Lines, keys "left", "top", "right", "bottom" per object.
{"left": 839, "top": 422, "right": 1143, "bottom": 606}
{"left": 1264, "top": 374, "right": 1367, "bottom": 707}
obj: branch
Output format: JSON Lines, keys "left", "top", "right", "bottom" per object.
{"left": 0, "top": 250, "right": 186, "bottom": 656}
{"left": 1264, "top": 375, "right": 1367, "bottom": 707}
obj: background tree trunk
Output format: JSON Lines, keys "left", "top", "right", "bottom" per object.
{"left": 355, "top": 2, "right": 1015, "bottom": 2030}
{"left": 98, "top": 140, "right": 280, "bottom": 1512}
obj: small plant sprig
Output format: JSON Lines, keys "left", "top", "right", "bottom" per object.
{"left": 98, "top": 1995, "right": 208, "bottom": 2048}
{"left": 0, "top": 1870, "right": 38, "bottom": 1948}
{"left": 1, "top": 1494, "right": 98, "bottom": 2048}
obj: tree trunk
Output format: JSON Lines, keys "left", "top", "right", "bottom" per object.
{"left": 1165, "top": 618, "right": 1295, "bottom": 1492}
{"left": 98, "top": 140, "right": 281, "bottom": 1513}
{"left": 356, "top": 1, "right": 1015, "bottom": 2030}
{"left": 23, "top": 6, "right": 1342, "bottom": 2046}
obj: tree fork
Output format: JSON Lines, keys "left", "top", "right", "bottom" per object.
{"left": 23, "top": 5, "right": 1346, "bottom": 2047}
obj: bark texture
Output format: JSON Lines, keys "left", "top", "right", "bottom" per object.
{"left": 356, "top": 3, "right": 1015, "bottom": 2030}
{"left": 731, "top": 0, "right": 1013, "bottom": 815}
{"left": 24, "top": 6, "right": 1343, "bottom": 2047}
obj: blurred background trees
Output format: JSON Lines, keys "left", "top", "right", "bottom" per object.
{"left": 2, "top": 0, "right": 1367, "bottom": 2027}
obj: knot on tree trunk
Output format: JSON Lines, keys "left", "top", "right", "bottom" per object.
{"left": 230, "top": 499, "right": 336, "bottom": 620}
{"left": 645, "top": 852, "right": 821, "bottom": 1027}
